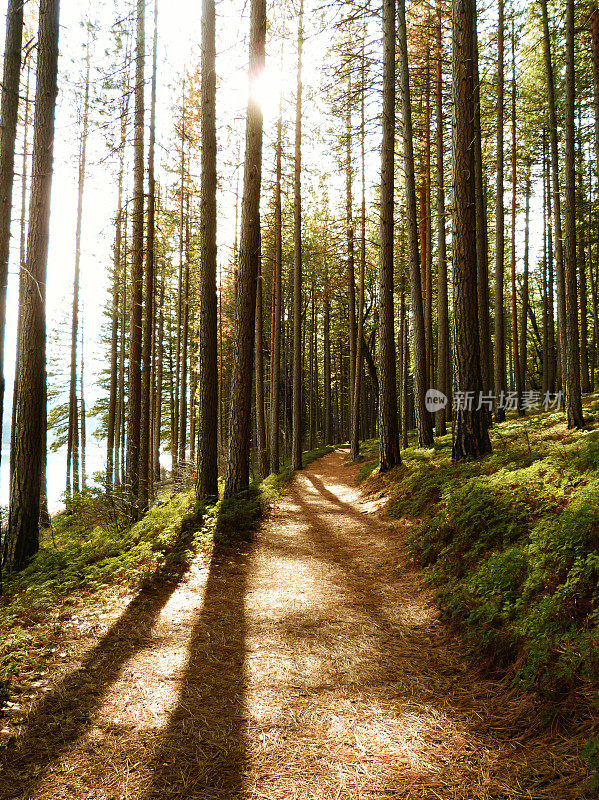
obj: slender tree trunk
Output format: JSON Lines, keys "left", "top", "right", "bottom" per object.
{"left": 139, "top": 0, "right": 158, "bottom": 513}
{"left": 223, "top": 0, "right": 266, "bottom": 497}
{"left": 397, "top": 0, "right": 432, "bottom": 448}
{"left": 291, "top": 0, "right": 304, "bottom": 471}
{"left": 126, "top": 0, "right": 145, "bottom": 516}
{"left": 154, "top": 272, "right": 164, "bottom": 481}
{"left": 255, "top": 260, "right": 268, "bottom": 477}
{"left": 80, "top": 324, "right": 86, "bottom": 490}
{"left": 269, "top": 112, "right": 283, "bottom": 473}
{"left": 541, "top": 0, "right": 567, "bottom": 390}
{"left": 5, "top": 0, "right": 60, "bottom": 571}
{"left": 67, "top": 40, "right": 90, "bottom": 497}
{"left": 197, "top": 0, "right": 219, "bottom": 498}
{"left": 345, "top": 67, "right": 357, "bottom": 449}
{"left": 0, "top": 0, "right": 23, "bottom": 480}
{"left": 351, "top": 35, "right": 366, "bottom": 460}
{"left": 520, "top": 170, "right": 530, "bottom": 397}
{"left": 563, "top": 0, "right": 584, "bottom": 428}
{"left": 494, "top": 0, "right": 506, "bottom": 422}
{"left": 324, "top": 266, "right": 331, "bottom": 445}
{"left": 510, "top": 23, "right": 522, "bottom": 414}
{"left": 452, "top": 0, "right": 491, "bottom": 460}
{"left": 107, "top": 74, "right": 129, "bottom": 491}
{"left": 436, "top": 0, "right": 449, "bottom": 435}
{"left": 178, "top": 217, "right": 190, "bottom": 468}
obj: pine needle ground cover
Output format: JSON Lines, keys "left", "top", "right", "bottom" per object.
{"left": 359, "top": 395, "right": 599, "bottom": 785}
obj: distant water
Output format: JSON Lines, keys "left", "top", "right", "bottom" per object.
{"left": 0, "top": 447, "right": 107, "bottom": 513}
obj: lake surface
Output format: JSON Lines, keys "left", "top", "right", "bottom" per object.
{"left": 0, "top": 447, "right": 107, "bottom": 513}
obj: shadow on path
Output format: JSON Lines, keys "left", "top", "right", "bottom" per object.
{"left": 0, "top": 531, "right": 197, "bottom": 799}
{"left": 140, "top": 539, "right": 250, "bottom": 800}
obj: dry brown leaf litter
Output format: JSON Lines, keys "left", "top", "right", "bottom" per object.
{"left": 0, "top": 448, "right": 593, "bottom": 799}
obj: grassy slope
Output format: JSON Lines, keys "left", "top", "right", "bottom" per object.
{"left": 0, "top": 445, "right": 334, "bottom": 698}
{"left": 358, "top": 395, "right": 599, "bottom": 697}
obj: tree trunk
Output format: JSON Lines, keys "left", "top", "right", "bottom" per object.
{"left": 291, "top": 0, "right": 304, "bottom": 471}
{"left": 541, "top": 0, "right": 567, "bottom": 391}
{"left": 451, "top": 0, "right": 492, "bottom": 460}
{"left": 345, "top": 68, "right": 357, "bottom": 450}
{"left": 494, "top": 0, "right": 506, "bottom": 422}
{"left": 436, "top": 1, "right": 450, "bottom": 436}
{"left": 563, "top": 0, "right": 584, "bottom": 428}
{"left": 126, "top": 0, "right": 145, "bottom": 516}
{"left": 178, "top": 215, "right": 190, "bottom": 468}
{"left": 269, "top": 110, "right": 283, "bottom": 473}
{"left": 520, "top": 169, "right": 530, "bottom": 397}
{"left": 378, "top": 0, "right": 401, "bottom": 471}
{"left": 510, "top": 23, "right": 522, "bottom": 414}
{"left": 255, "top": 260, "right": 268, "bottom": 477}
{"left": 5, "top": 0, "right": 60, "bottom": 571}
{"left": 196, "top": 0, "right": 219, "bottom": 498}
{"left": 67, "top": 39, "right": 90, "bottom": 497}
{"left": 351, "top": 36, "right": 366, "bottom": 460}
{"left": 398, "top": 0, "right": 432, "bottom": 449}
{"left": 0, "top": 0, "right": 23, "bottom": 477}
{"left": 324, "top": 266, "right": 331, "bottom": 445}
{"left": 139, "top": 0, "right": 158, "bottom": 513}
{"left": 223, "top": 0, "right": 266, "bottom": 497}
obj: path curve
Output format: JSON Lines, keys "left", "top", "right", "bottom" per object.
{"left": 0, "top": 449, "right": 586, "bottom": 799}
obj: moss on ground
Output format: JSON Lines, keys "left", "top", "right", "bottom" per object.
{"left": 362, "top": 395, "right": 599, "bottom": 697}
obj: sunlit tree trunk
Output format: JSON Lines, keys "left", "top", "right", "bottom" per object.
{"left": 139, "top": 0, "right": 158, "bottom": 513}
{"left": 520, "top": 169, "right": 530, "bottom": 397}
{"left": 126, "top": 0, "right": 145, "bottom": 516}
{"left": 224, "top": 0, "right": 266, "bottom": 497}
{"left": 269, "top": 109, "right": 283, "bottom": 473}
{"left": 255, "top": 259, "right": 268, "bottom": 477}
{"left": 291, "top": 0, "right": 304, "bottom": 471}
{"left": 0, "top": 0, "right": 23, "bottom": 479}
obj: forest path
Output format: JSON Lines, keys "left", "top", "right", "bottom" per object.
{"left": 0, "top": 449, "right": 586, "bottom": 799}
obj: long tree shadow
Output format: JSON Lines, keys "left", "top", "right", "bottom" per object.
{"left": 140, "top": 538, "right": 249, "bottom": 800}
{"left": 0, "top": 527, "right": 199, "bottom": 800}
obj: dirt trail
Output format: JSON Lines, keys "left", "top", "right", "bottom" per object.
{"left": 0, "top": 449, "right": 587, "bottom": 799}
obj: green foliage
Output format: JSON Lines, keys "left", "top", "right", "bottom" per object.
{"left": 371, "top": 402, "right": 599, "bottom": 698}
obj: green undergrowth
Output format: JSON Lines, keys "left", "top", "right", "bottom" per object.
{"left": 363, "top": 395, "right": 599, "bottom": 698}
{"left": 0, "top": 444, "right": 334, "bottom": 699}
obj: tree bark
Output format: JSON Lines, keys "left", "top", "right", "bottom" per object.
{"left": 494, "top": 0, "right": 506, "bottom": 422}
{"left": 451, "top": 0, "right": 491, "bottom": 461}
{"left": 541, "top": 0, "right": 567, "bottom": 391}
{"left": 5, "top": 0, "right": 60, "bottom": 571}
{"left": 397, "top": 0, "right": 433, "bottom": 448}
{"left": 378, "top": 0, "right": 401, "bottom": 472}
{"left": 291, "top": 0, "right": 304, "bottom": 471}
{"left": 196, "top": 0, "right": 219, "bottom": 498}
{"left": 269, "top": 109, "right": 283, "bottom": 473}
{"left": 139, "top": 0, "right": 158, "bottom": 512}
{"left": 0, "top": 0, "right": 23, "bottom": 479}
{"left": 510, "top": 23, "right": 522, "bottom": 414}
{"left": 436, "top": 0, "right": 450, "bottom": 436}
{"left": 126, "top": 0, "right": 145, "bottom": 516}
{"left": 223, "top": 0, "right": 266, "bottom": 497}
{"left": 563, "top": 0, "right": 584, "bottom": 428}
{"left": 255, "top": 260, "right": 268, "bottom": 477}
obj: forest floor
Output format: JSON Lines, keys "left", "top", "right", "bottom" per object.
{"left": 0, "top": 449, "right": 590, "bottom": 799}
